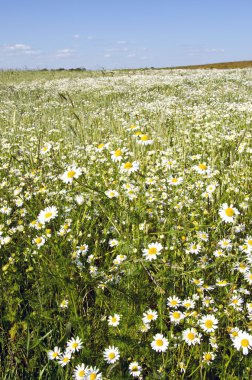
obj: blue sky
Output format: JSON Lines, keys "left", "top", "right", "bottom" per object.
{"left": 1, "top": 0, "right": 252, "bottom": 70}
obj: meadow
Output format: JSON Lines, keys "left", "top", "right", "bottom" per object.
{"left": 0, "top": 67, "right": 252, "bottom": 379}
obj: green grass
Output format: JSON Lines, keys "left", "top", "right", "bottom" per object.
{"left": 0, "top": 67, "right": 252, "bottom": 379}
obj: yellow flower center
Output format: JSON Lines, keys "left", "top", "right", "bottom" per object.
{"left": 44, "top": 212, "right": 52, "bottom": 219}
{"left": 147, "top": 314, "right": 154, "bottom": 320}
{"left": 170, "top": 300, "right": 178, "bottom": 306}
{"left": 124, "top": 162, "right": 133, "bottom": 169}
{"left": 232, "top": 331, "right": 238, "bottom": 337}
{"left": 204, "top": 353, "right": 213, "bottom": 361}
{"left": 108, "top": 352, "right": 115, "bottom": 360}
{"left": 131, "top": 366, "right": 138, "bottom": 372}
{"left": 171, "top": 178, "right": 178, "bottom": 183}
{"left": 140, "top": 134, "right": 149, "bottom": 141}
{"left": 67, "top": 170, "right": 76, "bottom": 178}
{"left": 72, "top": 342, "right": 78, "bottom": 348}
{"left": 205, "top": 320, "right": 213, "bottom": 329}
{"left": 52, "top": 352, "right": 58, "bottom": 358}
{"left": 148, "top": 247, "right": 157, "bottom": 255}
{"left": 241, "top": 339, "right": 249, "bottom": 347}
{"left": 187, "top": 332, "right": 195, "bottom": 340}
{"left": 90, "top": 374, "right": 97, "bottom": 380}
{"left": 111, "top": 317, "right": 117, "bottom": 323}
{"left": 114, "top": 149, "right": 122, "bottom": 157}
{"left": 134, "top": 131, "right": 142, "bottom": 136}
{"left": 35, "top": 237, "right": 42, "bottom": 244}
{"left": 247, "top": 240, "right": 252, "bottom": 246}
{"left": 225, "top": 208, "right": 234, "bottom": 217}
{"left": 172, "top": 311, "right": 181, "bottom": 319}
{"left": 79, "top": 370, "right": 85, "bottom": 376}
{"left": 184, "top": 302, "right": 191, "bottom": 308}
{"left": 63, "top": 357, "right": 69, "bottom": 363}
{"left": 156, "top": 339, "right": 164, "bottom": 346}
{"left": 98, "top": 143, "right": 104, "bottom": 149}
{"left": 198, "top": 164, "right": 207, "bottom": 170}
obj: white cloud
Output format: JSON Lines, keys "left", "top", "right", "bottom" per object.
{"left": 116, "top": 40, "right": 127, "bottom": 44}
{"left": 73, "top": 34, "right": 80, "bottom": 39}
{"left": 104, "top": 53, "right": 112, "bottom": 58}
{"left": 55, "top": 49, "right": 74, "bottom": 58}
{"left": 1, "top": 43, "right": 41, "bottom": 55}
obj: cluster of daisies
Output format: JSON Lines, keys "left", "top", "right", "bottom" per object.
{"left": 48, "top": 336, "right": 142, "bottom": 379}
{"left": 1, "top": 68, "right": 252, "bottom": 379}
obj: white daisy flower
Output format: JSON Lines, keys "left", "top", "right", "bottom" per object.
{"left": 121, "top": 161, "right": 139, "bottom": 173}
{"left": 233, "top": 331, "right": 252, "bottom": 355}
{"left": 199, "top": 314, "right": 218, "bottom": 333}
{"left": 129, "top": 361, "right": 142, "bottom": 377}
{"left": 61, "top": 166, "right": 82, "bottom": 184}
{"left": 142, "top": 309, "right": 158, "bottom": 324}
{"left": 182, "top": 328, "right": 201, "bottom": 346}
{"left": 47, "top": 346, "right": 61, "bottom": 360}
{"left": 103, "top": 346, "right": 120, "bottom": 364}
{"left": 142, "top": 242, "right": 163, "bottom": 261}
{"left": 108, "top": 314, "right": 120, "bottom": 327}
{"left": 37, "top": 206, "right": 58, "bottom": 224}
{"left": 58, "top": 351, "right": 71, "bottom": 367}
{"left": 219, "top": 203, "right": 239, "bottom": 223}
{"left": 73, "top": 363, "right": 89, "bottom": 380}
{"left": 105, "top": 189, "right": 119, "bottom": 198}
{"left": 151, "top": 333, "right": 169, "bottom": 352}
{"left": 66, "top": 336, "right": 83, "bottom": 353}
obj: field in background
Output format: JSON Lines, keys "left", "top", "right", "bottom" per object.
{"left": 0, "top": 68, "right": 252, "bottom": 379}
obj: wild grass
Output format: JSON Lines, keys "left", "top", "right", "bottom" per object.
{"left": 0, "top": 67, "right": 252, "bottom": 379}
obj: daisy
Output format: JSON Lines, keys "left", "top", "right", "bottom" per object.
{"left": 229, "top": 296, "right": 243, "bottom": 310}
{"left": 111, "top": 148, "right": 124, "bottom": 161}
{"left": 182, "top": 328, "right": 201, "bottom": 346}
{"left": 199, "top": 314, "right": 218, "bottom": 333}
{"left": 108, "top": 239, "right": 119, "bottom": 247}
{"left": 75, "top": 194, "right": 85, "bottom": 205}
{"left": 77, "top": 244, "right": 89, "bottom": 255}
{"left": 113, "top": 254, "right": 127, "bottom": 265}
{"left": 202, "top": 352, "right": 215, "bottom": 364}
{"left": 73, "top": 363, "right": 89, "bottom": 380}
{"left": 182, "top": 299, "right": 195, "bottom": 310}
{"left": 108, "top": 314, "right": 120, "bottom": 327}
{"left": 151, "top": 333, "right": 169, "bottom": 352}
{"left": 233, "top": 331, "right": 252, "bottom": 355}
{"left": 168, "top": 176, "right": 183, "bottom": 186}
{"left": 142, "top": 242, "right": 163, "bottom": 261}
{"left": 129, "top": 361, "right": 142, "bottom": 377}
{"left": 103, "top": 346, "right": 120, "bottom": 364}
{"left": 219, "top": 203, "right": 239, "bottom": 223}
{"left": 121, "top": 161, "right": 139, "bottom": 174}
{"left": 86, "top": 366, "right": 102, "bottom": 380}
{"left": 206, "top": 183, "right": 217, "bottom": 194}
{"left": 40, "top": 143, "right": 52, "bottom": 155}
{"left": 66, "top": 336, "right": 83, "bottom": 353}
{"left": 167, "top": 296, "right": 181, "bottom": 309}
{"left": 170, "top": 310, "right": 185, "bottom": 324}
{"left": 142, "top": 309, "right": 158, "bottom": 324}
{"left": 138, "top": 134, "right": 153, "bottom": 145}
{"left": 218, "top": 238, "right": 232, "bottom": 250}
{"left": 58, "top": 352, "right": 71, "bottom": 367}
{"left": 193, "top": 163, "right": 211, "bottom": 175}
{"left": 105, "top": 189, "right": 119, "bottom": 198}
{"left": 61, "top": 166, "right": 82, "bottom": 184}
{"left": 33, "top": 236, "right": 46, "bottom": 248}
{"left": 244, "top": 272, "right": 252, "bottom": 285}
{"left": 47, "top": 346, "right": 61, "bottom": 360}
{"left": 60, "top": 299, "right": 69, "bottom": 308}
{"left": 244, "top": 236, "right": 252, "bottom": 252}
{"left": 37, "top": 206, "right": 58, "bottom": 224}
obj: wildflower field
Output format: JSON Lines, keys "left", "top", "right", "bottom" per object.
{"left": 0, "top": 68, "right": 252, "bottom": 379}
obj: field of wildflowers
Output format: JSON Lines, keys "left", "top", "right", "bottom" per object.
{"left": 0, "top": 68, "right": 252, "bottom": 379}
